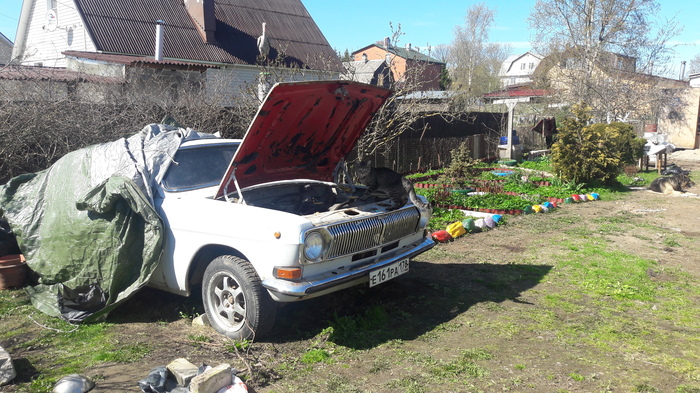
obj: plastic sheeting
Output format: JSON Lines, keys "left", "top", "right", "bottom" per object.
{"left": 0, "top": 124, "right": 216, "bottom": 322}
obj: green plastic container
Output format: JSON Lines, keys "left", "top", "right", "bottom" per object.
{"left": 462, "top": 218, "right": 476, "bottom": 232}
{"left": 498, "top": 159, "right": 517, "bottom": 166}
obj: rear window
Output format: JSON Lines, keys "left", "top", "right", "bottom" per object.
{"left": 162, "top": 143, "right": 238, "bottom": 191}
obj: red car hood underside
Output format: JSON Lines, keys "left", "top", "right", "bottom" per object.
{"left": 215, "top": 81, "right": 392, "bottom": 199}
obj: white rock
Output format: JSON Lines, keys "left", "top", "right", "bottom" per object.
{"left": 0, "top": 345, "right": 16, "bottom": 386}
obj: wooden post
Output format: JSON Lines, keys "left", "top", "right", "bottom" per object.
{"left": 663, "top": 153, "right": 667, "bottom": 173}
{"left": 505, "top": 101, "right": 517, "bottom": 160}
{"left": 655, "top": 152, "right": 667, "bottom": 175}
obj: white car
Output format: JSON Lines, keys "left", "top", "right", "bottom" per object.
{"left": 147, "top": 81, "right": 434, "bottom": 339}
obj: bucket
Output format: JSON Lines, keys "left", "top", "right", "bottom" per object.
{"left": 499, "top": 135, "right": 520, "bottom": 145}
{"left": 0, "top": 254, "right": 27, "bottom": 289}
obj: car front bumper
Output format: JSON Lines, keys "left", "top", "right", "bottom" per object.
{"left": 261, "top": 236, "right": 436, "bottom": 301}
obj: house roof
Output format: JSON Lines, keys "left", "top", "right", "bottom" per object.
{"left": 63, "top": 50, "right": 217, "bottom": 71}
{"left": 531, "top": 49, "right": 687, "bottom": 89}
{"left": 397, "top": 90, "right": 457, "bottom": 100}
{"left": 344, "top": 59, "right": 386, "bottom": 74}
{"left": 342, "top": 59, "right": 389, "bottom": 84}
{"left": 499, "top": 54, "right": 520, "bottom": 73}
{"left": 0, "top": 32, "right": 12, "bottom": 46}
{"left": 0, "top": 32, "right": 12, "bottom": 65}
{"left": 0, "top": 65, "right": 123, "bottom": 83}
{"left": 500, "top": 51, "right": 543, "bottom": 75}
{"left": 72, "top": 0, "right": 342, "bottom": 70}
{"left": 483, "top": 88, "right": 552, "bottom": 99}
{"left": 352, "top": 44, "right": 445, "bottom": 64}
{"left": 690, "top": 73, "right": 700, "bottom": 88}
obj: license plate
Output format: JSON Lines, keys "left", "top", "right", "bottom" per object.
{"left": 369, "top": 259, "right": 409, "bottom": 287}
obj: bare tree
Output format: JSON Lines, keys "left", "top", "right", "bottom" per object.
{"left": 347, "top": 24, "right": 455, "bottom": 163}
{"left": 688, "top": 53, "right": 700, "bottom": 76}
{"left": 0, "top": 66, "right": 251, "bottom": 183}
{"left": 429, "top": 45, "right": 450, "bottom": 64}
{"left": 0, "top": 41, "right": 352, "bottom": 183}
{"left": 528, "top": 0, "right": 683, "bottom": 123}
{"left": 448, "top": 3, "right": 510, "bottom": 108}
{"left": 0, "top": 40, "right": 452, "bottom": 182}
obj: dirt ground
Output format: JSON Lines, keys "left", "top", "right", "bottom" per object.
{"left": 3, "top": 156, "right": 700, "bottom": 393}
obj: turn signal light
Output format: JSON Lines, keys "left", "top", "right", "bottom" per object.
{"left": 274, "top": 267, "right": 302, "bottom": 280}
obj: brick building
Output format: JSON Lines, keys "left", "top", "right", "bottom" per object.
{"left": 352, "top": 38, "right": 444, "bottom": 91}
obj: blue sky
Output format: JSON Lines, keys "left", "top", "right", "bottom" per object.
{"left": 1, "top": 0, "right": 698, "bottom": 77}
{"left": 303, "top": 0, "right": 700, "bottom": 77}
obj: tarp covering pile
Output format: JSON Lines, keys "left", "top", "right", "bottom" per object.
{"left": 0, "top": 124, "right": 215, "bottom": 322}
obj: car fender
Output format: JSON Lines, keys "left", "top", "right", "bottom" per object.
{"left": 153, "top": 195, "right": 313, "bottom": 294}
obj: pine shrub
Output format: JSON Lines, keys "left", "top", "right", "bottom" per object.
{"left": 551, "top": 103, "right": 646, "bottom": 185}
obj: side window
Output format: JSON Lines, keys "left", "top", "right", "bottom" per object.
{"left": 162, "top": 144, "right": 238, "bottom": 191}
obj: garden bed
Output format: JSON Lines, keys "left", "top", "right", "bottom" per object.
{"left": 412, "top": 159, "right": 605, "bottom": 233}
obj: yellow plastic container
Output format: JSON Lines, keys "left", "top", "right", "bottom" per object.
{"left": 446, "top": 221, "right": 466, "bottom": 238}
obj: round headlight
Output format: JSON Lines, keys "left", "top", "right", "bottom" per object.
{"left": 304, "top": 231, "right": 324, "bottom": 261}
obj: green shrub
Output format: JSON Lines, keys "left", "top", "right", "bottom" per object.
{"left": 551, "top": 103, "right": 646, "bottom": 185}
{"left": 443, "top": 141, "right": 480, "bottom": 180}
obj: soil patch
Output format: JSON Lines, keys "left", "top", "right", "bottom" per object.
{"left": 2, "top": 159, "right": 699, "bottom": 393}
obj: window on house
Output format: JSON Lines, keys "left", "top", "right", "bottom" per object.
{"left": 520, "top": 63, "right": 526, "bottom": 70}
{"left": 529, "top": 62, "right": 535, "bottom": 70}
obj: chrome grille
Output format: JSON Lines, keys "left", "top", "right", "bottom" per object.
{"left": 325, "top": 208, "right": 419, "bottom": 259}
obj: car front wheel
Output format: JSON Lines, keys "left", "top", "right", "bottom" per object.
{"left": 202, "top": 255, "right": 276, "bottom": 340}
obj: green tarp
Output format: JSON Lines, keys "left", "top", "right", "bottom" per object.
{"left": 0, "top": 124, "right": 215, "bottom": 322}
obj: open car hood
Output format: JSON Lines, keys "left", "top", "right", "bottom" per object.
{"left": 215, "top": 81, "right": 392, "bottom": 199}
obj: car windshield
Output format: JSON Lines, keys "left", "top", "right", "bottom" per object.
{"left": 162, "top": 143, "right": 239, "bottom": 191}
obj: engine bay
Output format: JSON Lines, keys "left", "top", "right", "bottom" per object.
{"left": 225, "top": 180, "right": 395, "bottom": 215}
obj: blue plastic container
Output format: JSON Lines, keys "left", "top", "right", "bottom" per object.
{"left": 499, "top": 135, "right": 520, "bottom": 145}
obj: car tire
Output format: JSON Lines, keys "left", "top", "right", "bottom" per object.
{"left": 202, "top": 255, "right": 276, "bottom": 340}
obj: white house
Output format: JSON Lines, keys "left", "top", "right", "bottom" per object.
{"left": 11, "top": 0, "right": 342, "bottom": 101}
{"left": 498, "top": 52, "right": 543, "bottom": 88}
{"left": 690, "top": 73, "right": 700, "bottom": 88}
